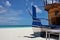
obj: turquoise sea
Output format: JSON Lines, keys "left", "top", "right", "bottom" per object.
{"left": 0, "top": 25, "right": 32, "bottom": 28}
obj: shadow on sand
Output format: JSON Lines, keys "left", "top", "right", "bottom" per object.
{"left": 24, "top": 32, "right": 59, "bottom": 40}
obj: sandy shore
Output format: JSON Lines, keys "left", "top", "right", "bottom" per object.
{"left": 0, "top": 27, "right": 55, "bottom": 40}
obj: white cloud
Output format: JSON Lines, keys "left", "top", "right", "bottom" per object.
{"left": 0, "top": 9, "right": 6, "bottom": 13}
{"left": 0, "top": 9, "right": 23, "bottom": 25}
{"left": 0, "top": 5, "right": 7, "bottom": 13}
{"left": 5, "top": 1, "right": 11, "bottom": 7}
{"left": 34, "top": 5, "right": 42, "bottom": 13}
{"left": 0, "top": 16, "right": 23, "bottom": 25}
{"left": 8, "top": 17, "right": 22, "bottom": 20}
{"left": 0, "top": 5, "right": 3, "bottom": 8}
{"left": 0, "top": 1, "right": 11, "bottom": 13}
{"left": 18, "top": 10, "right": 23, "bottom": 14}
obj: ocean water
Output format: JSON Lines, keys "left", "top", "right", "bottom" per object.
{"left": 0, "top": 25, "right": 32, "bottom": 28}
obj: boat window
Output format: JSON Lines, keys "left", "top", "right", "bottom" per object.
{"left": 55, "top": 11, "right": 59, "bottom": 16}
{"left": 44, "top": 0, "right": 60, "bottom": 5}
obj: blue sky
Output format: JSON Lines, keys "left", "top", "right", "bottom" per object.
{"left": 0, "top": 0, "right": 58, "bottom": 25}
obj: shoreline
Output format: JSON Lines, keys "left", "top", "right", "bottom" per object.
{"left": 0, "top": 27, "right": 32, "bottom": 29}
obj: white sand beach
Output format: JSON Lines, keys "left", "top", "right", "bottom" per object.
{"left": 0, "top": 27, "right": 55, "bottom": 40}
